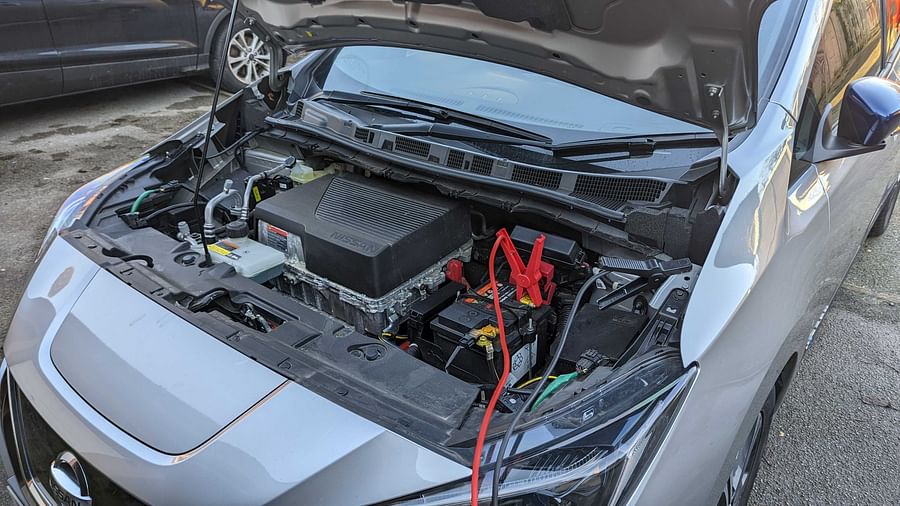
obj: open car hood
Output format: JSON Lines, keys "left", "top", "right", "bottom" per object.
{"left": 241, "top": 0, "right": 772, "bottom": 133}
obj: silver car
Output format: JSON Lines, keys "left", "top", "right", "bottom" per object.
{"left": 3, "top": 0, "right": 900, "bottom": 504}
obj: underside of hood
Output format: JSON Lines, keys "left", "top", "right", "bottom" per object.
{"left": 241, "top": 0, "right": 772, "bottom": 134}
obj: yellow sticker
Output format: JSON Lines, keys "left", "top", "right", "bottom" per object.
{"left": 208, "top": 244, "right": 230, "bottom": 256}
{"left": 252, "top": 186, "right": 262, "bottom": 202}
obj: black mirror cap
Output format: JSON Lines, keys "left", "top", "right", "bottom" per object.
{"left": 838, "top": 76, "right": 900, "bottom": 146}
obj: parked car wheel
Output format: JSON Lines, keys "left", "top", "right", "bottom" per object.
{"left": 868, "top": 183, "right": 899, "bottom": 238}
{"left": 718, "top": 389, "right": 776, "bottom": 506}
{"left": 210, "top": 24, "right": 273, "bottom": 93}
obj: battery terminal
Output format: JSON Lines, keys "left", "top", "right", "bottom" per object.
{"left": 471, "top": 325, "right": 499, "bottom": 361}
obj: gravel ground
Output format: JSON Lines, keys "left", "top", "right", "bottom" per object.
{"left": 0, "top": 81, "right": 898, "bottom": 505}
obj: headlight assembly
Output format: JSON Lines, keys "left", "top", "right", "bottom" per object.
{"left": 36, "top": 155, "right": 150, "bottom": 261}
{"left": 390, "top": 352, "right": 695, "bottom": 506}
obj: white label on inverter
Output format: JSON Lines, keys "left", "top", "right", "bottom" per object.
{"left": 506, "top": 339, "right": 538, "bottom": 387}
{"left": 259, "top": 221, "right": 289, "bottom": 252}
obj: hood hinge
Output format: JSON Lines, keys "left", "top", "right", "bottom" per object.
{"left": 706, "top": 84, "right": 730, "bottom": 201}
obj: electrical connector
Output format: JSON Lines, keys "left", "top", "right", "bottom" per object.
{"left": 575, "top": 348, "right": 612, "bottom": 375}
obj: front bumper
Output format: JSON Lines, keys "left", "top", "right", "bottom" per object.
{"left": 0, "top": 363, "right": 141, "bottom": 505}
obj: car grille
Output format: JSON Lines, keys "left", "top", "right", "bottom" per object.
{"left": 1, "top": 371, "right": 144, "bottom": 505}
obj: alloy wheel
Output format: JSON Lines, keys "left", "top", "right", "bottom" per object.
{"left": 227, "top": 28, "right": 271, "bottom": 85}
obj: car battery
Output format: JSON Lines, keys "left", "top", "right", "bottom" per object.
{"left": 426, "top": 281, "right": 553, "bottom": 386}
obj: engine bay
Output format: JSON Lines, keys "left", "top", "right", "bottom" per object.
{"left": 113, "top": 158, "right": 695, "bottom": 389}
{"left": 66, "top": 89, "right": 725, "bottom": 454}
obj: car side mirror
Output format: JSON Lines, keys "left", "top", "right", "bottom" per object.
{"left": 801, "top": 76, "right": 900, "bottom": 164}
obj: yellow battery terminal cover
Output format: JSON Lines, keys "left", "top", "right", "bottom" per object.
{"left": 472, "top": 325, "right": 498, "bottom": 361}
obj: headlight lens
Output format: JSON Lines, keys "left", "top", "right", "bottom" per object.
{"left": 390, "top": 353, "right": 695, "bottom": 506}
{"left": 36, "top": 155, "right": 150, "bottom": 261}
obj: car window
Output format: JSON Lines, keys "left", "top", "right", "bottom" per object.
{"left": 321, "top": 46, "right": 707, "bottom": 143}
{"left": 793, "top": 0, "right": 883, "bottom": 168}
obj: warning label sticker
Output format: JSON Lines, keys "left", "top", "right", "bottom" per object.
{"left": 475, "top": 282, "right": 517, "bottom": 304}
{"left": 210, "top": 240, "right": 241, "bottom": 260}
{"left": 260, "top": 222, "right": 288, "bottom": 253}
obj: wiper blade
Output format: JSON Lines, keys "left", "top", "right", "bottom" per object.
{"left": 372, "top": 121, "right": 552, "bottom": 147}
{"left": 318, "top": 90, "right": 553, "bottom": 144}
{"left": 361, "top": 90, "right": 555, "bottom": 144}
{"left": 552, "top": 132, "right": 719, "bottom": 158}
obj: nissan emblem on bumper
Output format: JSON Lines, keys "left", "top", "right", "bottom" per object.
{"left": 49, "top": 451, "right": 92, "bottom": 506}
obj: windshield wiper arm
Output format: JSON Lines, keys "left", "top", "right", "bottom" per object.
{"left": 552, "top": 132, "right": 720, "bottom": 158}
{"left": 318, "top": 90, "right": 553, "bottom": 144}
{"left": 372, "top": 121, "right": 552, "bottom": 147}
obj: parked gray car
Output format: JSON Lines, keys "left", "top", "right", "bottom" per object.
{"left": 0, "top": 0, "right": 280, "bottom": 106}
{"left": 3, "top": 0, "right": 900, "bottom": 505}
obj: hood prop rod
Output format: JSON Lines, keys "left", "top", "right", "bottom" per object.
{"left": 191, "top": 0, "right": 242, "bottom": 267}
{"left": 707, "top": 84, "right": 730, "bottom": 202}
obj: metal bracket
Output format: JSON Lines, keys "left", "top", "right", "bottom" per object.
{"left": 707, "top": 84, "right": 729, "bottom": 200}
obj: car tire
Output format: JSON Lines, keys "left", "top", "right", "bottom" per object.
{"left": 868, "top": 183, "right": 899, "bottom": 238}
{"left": 209, "top": 22, "right": 274, "bottom": 93}
{"left": 718, "top": 388, "right": 777, "bottom": 506}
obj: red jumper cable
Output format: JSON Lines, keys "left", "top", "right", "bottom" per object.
{"left": 469, "top": 228, "right": 555, "bottom": 505}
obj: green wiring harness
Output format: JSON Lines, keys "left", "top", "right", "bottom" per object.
{"left": 530, "top": 371, "right": 579, "bottom": 411}
{"left": 129, "top": 189, "right": 158, "bottom": 214}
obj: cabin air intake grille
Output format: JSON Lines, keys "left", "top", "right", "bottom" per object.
{"left": 354, "top": 127, "right": 373, "bottom": 143}
{"left": 446, "top": 150, "right": 465, "bottom": 170}
{"left": 573, "top": 175, "right": 667, "bottom": 204}
{"left": 469, "top": 155, "right": 494, "bottom": 175}
{"left": 511, "top": 164, "right": 562, "bottom": 189}
{"left": 332, "top": 124, "right": 671, "bottom": 213}
{"left": 393, "top": 137, "right": 431, "bottom": 158}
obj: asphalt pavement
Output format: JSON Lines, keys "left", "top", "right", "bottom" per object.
{"left": 750, "top": 207, "right": 900, "bottom": 504}
{"left": 0, "top": 80, "right": 898, "bottom": 505}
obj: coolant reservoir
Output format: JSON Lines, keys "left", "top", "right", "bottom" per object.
{"left": 207, "top": 221, "right": 285, "bottom": 282}
{"left": 289, "top": 162, "right": 315, "bottom": 184}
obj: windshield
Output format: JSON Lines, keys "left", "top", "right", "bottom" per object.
{"left": 322, "top": 46, "right": 707, "bottom": 143}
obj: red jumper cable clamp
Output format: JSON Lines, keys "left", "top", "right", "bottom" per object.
{"left": 495, "top": 228, "right": 556, "bottom": 307}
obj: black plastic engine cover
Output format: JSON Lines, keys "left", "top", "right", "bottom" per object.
{"left": 253, "top": 173, "right": 471, "bottom": 298}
